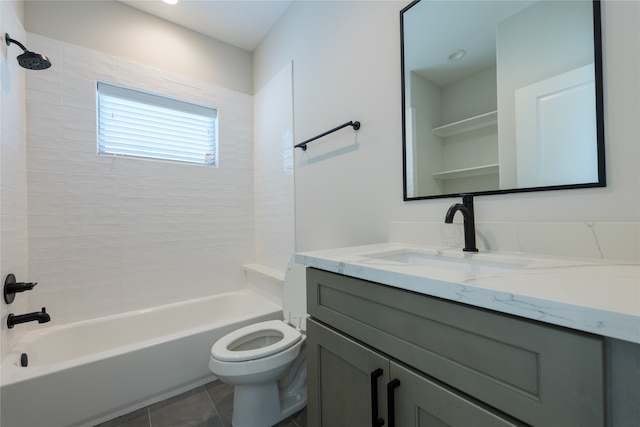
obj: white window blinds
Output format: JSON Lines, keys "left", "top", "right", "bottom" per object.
{"left": 97, "top": 82, "right": 218, "bottom": 165}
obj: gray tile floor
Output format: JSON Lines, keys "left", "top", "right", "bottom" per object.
{"left": 95, "top": 380, "right": 307, "bottom": 427}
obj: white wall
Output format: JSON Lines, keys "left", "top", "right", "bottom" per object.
{"left": 1, "top": 0, "right": 30, "bottom": 361}
{"left": 24, "top": 0, "right": 253, "bottom": 94}
{"left": 254, "top": 0, "right": 639, "bottom": 253}
{"left": 255, "top": 1, "right": 405, "bottom": 250}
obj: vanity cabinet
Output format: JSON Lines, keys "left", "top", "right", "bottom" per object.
{"left": 308, "top": 319, "right": 524, "bottom": 427}
{"left": 306, "top": 268, "right": 605, "bottom": 427}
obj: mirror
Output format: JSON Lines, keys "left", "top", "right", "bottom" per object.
{"left": 401, "top": 0, "right": 605, "bottom": 200}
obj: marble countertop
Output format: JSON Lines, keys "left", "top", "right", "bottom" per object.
{"left": 295, "top": 243, "right": 640, "bottom": 344}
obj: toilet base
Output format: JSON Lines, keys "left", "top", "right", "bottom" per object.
{"left": 231, "top": 382, "right": 306, "bottom": 427}
{"left": 230, "top": 347, "right": 307, "bottom": 427}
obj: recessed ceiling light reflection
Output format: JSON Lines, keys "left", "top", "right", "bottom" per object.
{"left": 448, "top": 50, "right": 467, "bottom": 61}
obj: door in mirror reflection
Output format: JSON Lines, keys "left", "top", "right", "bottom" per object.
{"left": 515, "top": 64, "right": 598, "bottom": 187}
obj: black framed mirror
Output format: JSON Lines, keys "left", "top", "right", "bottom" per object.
{"left": 401, "top": 0, "right": 605, "bottom": 200}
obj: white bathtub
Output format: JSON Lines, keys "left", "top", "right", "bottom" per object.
{"left": 1, "top": 290, "right": 282, "bottom": 427}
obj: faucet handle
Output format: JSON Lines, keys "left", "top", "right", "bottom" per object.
{"left": 4, "top": 274, "right": 38, "bottom": 304}
{"left": 12, "top": 282, "right": 38, "bottom": 291}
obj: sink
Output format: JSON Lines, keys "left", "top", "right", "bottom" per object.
{"left": 364, "top": 249, "right": 529, "bottom": 275}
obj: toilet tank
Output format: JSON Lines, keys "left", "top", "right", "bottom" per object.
{"left": 283, "top": 256, "right": 307, "bottom": 331}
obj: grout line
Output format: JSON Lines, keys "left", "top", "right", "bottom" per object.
{"left": 203, "top": 383, "right": 229, "bottom": 427}
{"left": 204, "top": 384, "right": 218, "bottom": 414}
{"left": 203, "top": 383, "right": 225, "bottom": 424}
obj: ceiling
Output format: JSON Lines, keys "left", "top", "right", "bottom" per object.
{"left": 119, "top": 0, "right": 293, "bottom": 52}
{"left": 403, "top": 0, "right": 535, "bottom": 87}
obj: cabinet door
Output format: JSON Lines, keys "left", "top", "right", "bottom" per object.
{"left": 307, "top": 319, "right": 388, "bottom": 427}
{"left": 388, "top": 362, "right": 526, "bottom": 427}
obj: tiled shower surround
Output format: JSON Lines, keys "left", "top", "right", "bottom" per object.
{"left": 1, "top": 2, "right": 31, "bottom": 358}
{"left": 24, "top": 33, "right": 255, "bottom": 325}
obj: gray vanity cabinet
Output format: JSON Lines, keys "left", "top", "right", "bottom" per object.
{"left": 389, "top": 360, "right": 526, "bottom": 427}
{"left": 308, "top": 318, "right": 524, "bottom": 427}
{"left": 307, "top": 318, "right": 388, "bottom": 426}
{"left": 306, "top": 268, "right": 605, "bottom": 427}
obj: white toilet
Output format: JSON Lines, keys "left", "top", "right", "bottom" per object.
{"left": 208, "top": 260, "right": 307, "bottom": 427}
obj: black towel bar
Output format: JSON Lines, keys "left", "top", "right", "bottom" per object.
{"left": 294, "top": 120, "right": 360, "bottom": 151}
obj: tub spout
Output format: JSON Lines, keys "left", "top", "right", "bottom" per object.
{"left": 7, "top": 307, "right": 50, "bottom": 329}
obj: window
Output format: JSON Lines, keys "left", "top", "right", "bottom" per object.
{"left": 97, "top": 81, "right": 218, "bottom": 166}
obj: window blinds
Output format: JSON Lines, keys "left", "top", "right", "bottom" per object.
{"left": 97, "top": 82, "right": 218, "bottom": 165}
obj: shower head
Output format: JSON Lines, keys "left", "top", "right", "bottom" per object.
{"left": 5, "top": 33, "right": 51, "bottom": 70}
{"left": 16, "top": 50, "right": 51, "bottom": 70}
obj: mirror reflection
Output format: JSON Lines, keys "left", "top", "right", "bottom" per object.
{"left": 401, "top": 0, "right": 605, "bottom": 200}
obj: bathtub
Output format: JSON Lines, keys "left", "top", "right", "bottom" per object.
{"left": 1, "top": 289, "right": 282, "bottom": 427}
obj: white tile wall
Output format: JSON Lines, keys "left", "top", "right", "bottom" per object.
{"left": 24, "top": 34, "right": 256, "bottom": 325}
{"left": 1, "top": 1, "right": 30, "bottom": 360}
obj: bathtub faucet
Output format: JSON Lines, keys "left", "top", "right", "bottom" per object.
{"left": 7, "top": 307, "right": 50, "bottom": 329}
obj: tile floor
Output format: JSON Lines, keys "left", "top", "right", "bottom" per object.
{"left": 95, "top": 380, "right": 307, "bottom": 427}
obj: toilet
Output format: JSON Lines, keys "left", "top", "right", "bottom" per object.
{"left": 209, "top": 259, "right": 307, "bottom": 427}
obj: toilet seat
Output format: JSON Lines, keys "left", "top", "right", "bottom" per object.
{"left": 211, "top": 320, "right": 301, "bottom": 362}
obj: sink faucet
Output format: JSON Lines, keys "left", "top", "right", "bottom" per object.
{"left": 445, "top": 194, "right": 479, "bottom": 252}
{"left": 7, "top": 307, "right": 51, "bottom": 329}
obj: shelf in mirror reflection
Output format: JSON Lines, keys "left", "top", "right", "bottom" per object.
{"left": 432, "top": 164, "right": 499, "bottom": 181}
{"left": 432, "top": 111, "right": 497, "bottom": 137}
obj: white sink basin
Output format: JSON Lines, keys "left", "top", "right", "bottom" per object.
{"left": 365, "top": 249, "right": 529, "bottom": 275}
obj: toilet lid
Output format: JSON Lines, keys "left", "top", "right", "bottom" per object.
{"left": 211, "top": 320, "right": 302, "bottom": 362}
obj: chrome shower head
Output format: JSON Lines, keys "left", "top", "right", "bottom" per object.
{"left": 5, "top": 33, "right": 51, "bottom": 70}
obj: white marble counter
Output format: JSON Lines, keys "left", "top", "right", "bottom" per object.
{"left": 295, "top": 243, "right": 640, "bottom": 344}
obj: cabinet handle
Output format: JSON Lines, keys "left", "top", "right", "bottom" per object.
{"left": 387, "top": 379, "right": 401, "bottom": 427}
{"left": 370, "top": 368, "right": 385, "bottom": 427}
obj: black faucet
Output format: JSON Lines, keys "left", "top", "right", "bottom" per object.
{"left": 7, "top": 307, "right": 51, "bottom": 329}
{"left": 445, "top": 194, "right": 479, "bottom": 252}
